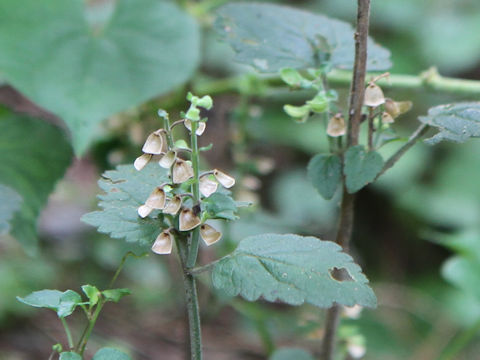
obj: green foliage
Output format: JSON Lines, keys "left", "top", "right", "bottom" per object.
{"left": 202, "top": 192, "right": 240, "bottom": 220}
{"left": 92, "top": 347, "right": 132, "bottom": 360}
{"left": 0, "top": 184, "right": 21, "bottom": 234}
{"left": 0, "top": 0, "right": 200, "bottom": 154}
{"left": 307, "top": 154, "right": 342, "bottom": 200}
{"left": 215, "top": 3, "right": 391, "bottom": 73}
{"left": 270, "top": 348, "right": 314, "bottom": 360}
{"left": 344, "top": 145, "right": 384, "bottom": 193}
{"left": 59, "top": 352, "right": 82, "bottom": 360}
{"left": 17, "top": 289, "right": 82, "bottom": 318}
{"left": 419, "top": 102, "right": 480, "bottom": 145}
{"left": 82, "top": 285, "right": 101, "bottom": 307}
{"left": 212, "top": 234, "right": 376, "bottom": 308}
{"left": 82, "top": 164, "right": 169, "bottom": 246}
{"left": 0, "top": 108, "right": 72, "bottom": 252}
{"left": 102, "top": 288, "right": 131, "bottom": 303}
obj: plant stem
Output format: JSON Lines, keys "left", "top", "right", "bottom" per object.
{"left": 79, "top": 302, "right": 104, "bottom": 355}
{"left": 320, "top": 1, "right": 371, "bottom": 359}
{"left": 187, "top": 120, "right": 201, "bottom": 268}
{"left": 367, "top": 108, "right": 374, "bottom": 151}
{"left": 60, "top": 317, "right": 74, "bottom": 349}
{"left": 188, "top": 258, "right": 221, "bottom": 276}
{"left": 438, "top": 317, "right": 480, "bottom": 360}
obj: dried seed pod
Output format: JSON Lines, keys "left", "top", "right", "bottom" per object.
{"left": 213, "top": 169, "right": 235, "bottom": 188}
{"left": 199, "top": 176, "right": 218, "bottom": 197}
{"left": 179, "top": 208, "right": 201, "bottom": 231}
{"left": 327, "top": 113, "right": 346, "bottom": 137}
{"left": 151, "top": 229, "right": 174, "bottom": 254}
{"left": 163, "top": 195, "right": 182, "bottom": 215}
{"left": 200, "top": 224, "right": 222, "bottom": 246}
{"left": 142, "top": 129, "right": 168, "bottom": 155}
{"left": 384, "top": 98, "right": 412, "bottom": 118}
{"left": 134, "top": 153, "right": 152, "bottom": 171}
{"left": 184, "top": 119, "right": 206, "bottom": 136}
{"left": 364, "top": 82, "right": 385, "bottom": 107}
{"left": 172, "top": 159, "right": 194, "bottom": 184}
{"left": 381, "top": 111, "right": 394, "bottom": 124}
{"left": 159, "top": 150, "right": 176, "bottom": 169}
{"left": 145, "top": 187, "right": 166, "bottom": 209}
{"left": 138, "top": 204, "right": 153, "bottom": 218}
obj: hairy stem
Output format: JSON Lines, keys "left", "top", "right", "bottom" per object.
{"left": 321, "top": 1, "right": 371, "bottom": 359}
{"left": 187, "top": 120, "right": 201, "bottom": 268}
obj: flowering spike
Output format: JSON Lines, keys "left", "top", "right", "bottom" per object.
{"left": 151, "top": 229, "right": 174, "bottom": 254}
{"left": 326, "top": 113, "right": 346, "bottom": 137}
{"left": 364, "top": 83, "right": 385, "bottom": 107}
{"left": 213, "top": 169, "right": 235, "bottom": 188}
{"left": 179, "top": 208, "right": 201, "bottom": 231}
{"left": 199, "top": 176, "right": 218, "bottom": 197}
{"left": 184, "top": 119, "right": 206, "bottom": 136}
{"left": 138, "top": 204, "right": 153, "bottom": 218}
{"left": 142, "top": 130, "right": 167, "bottom": 155}
{"left": 159, "top": 150, "right": 176, "bottom": 169}
{"left": 145, "top": 187, "right": 166, "bottom": 209}
{"left": 134, "top": 153, "right": 152, "bottom": 171}
{"left": 172, "top": 159, "right": 194, "bottom": 184}
{"left": 200, "top": 224, "right": 222, "bottom": 246}
{"left": 163, "top": 195, "right": 182, "bottom": 215}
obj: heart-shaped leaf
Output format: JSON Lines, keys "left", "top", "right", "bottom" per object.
{"left": 215, "top": 3, "right": 391, "bottom": 73}
{"left": 0, "top": 0, "right": 200, "bottom": 154}
{"left": 344, "top": 145, "right": 384, "bottom": 193}
{"left": 93, "top": 348, "right": 132, "bottom": 360}
{"left": 419, "top": 102, "right": 480, "bottom": 145}
{"left": 307, "top": 154, "right": 342, "bottom": 200}
{"left": 212, "top": 234, "right": 377, "bottom": 308}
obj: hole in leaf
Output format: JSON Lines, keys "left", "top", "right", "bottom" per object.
{"left": 329, "top": 267, "right": 354, "bottom": 282}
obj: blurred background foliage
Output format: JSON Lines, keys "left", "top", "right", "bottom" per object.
{"left": 1, "top": 0, "right": 480, "bottom": 359}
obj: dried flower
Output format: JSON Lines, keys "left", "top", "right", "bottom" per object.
{"left": 381, "top": 112, "right": 394, "bottom": 124}
{"left": 145, "top": 187, "right": 166, "bottom": 210}
{"left": 142, "top": 129, "right": 167, "bottom": 155}
{"left": 172, "top": 159, "right": 194, "bottom": 184}
{"left": 364, "top": 82, "right": 385, "bottom": 107}
{"left": 134, "top": 153, "right": 152, "bottom": 171}
{"left": 138, "top": 204, "right": 153, "bottom": 218}
{"left": 163, "top": 195, "right": 182, "bottom": 215}
{"left": 184, "top": 119, "right": 206, "bottom": 136}
{"left": 384, "top": 98, "right": 412, "bottom": 119}
{"left": 179, "top": 208, "right": 202, "bottom": 231}
{"left": 199, "top": 176, "right": 218, "bottom": 197}
{"left": 151, "top": 229, "right": 174, "bottom": 254}
{"left": 200, "top": 224, "right": 222, "bottom": 245}
{"left": 213, "top": 169, "right": 235, "bottom": 188}
{"left": 159, "top": 150, "right": 176, "bottom": 169}
{"left": 327, "top": 113, "right": 346, "bottom": 137}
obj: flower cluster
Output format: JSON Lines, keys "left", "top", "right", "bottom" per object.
{"left": 133, "top": 94, "right": 235, "bottom": 255}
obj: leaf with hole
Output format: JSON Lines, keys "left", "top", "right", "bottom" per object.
{"left": 307, "top": 154, "right": 342, "bottom": 200}
{"left": 0, "top": 0, "right": 200, "bottom": 154}
{"left": 419, "top": 102, "right": 480, "bottom": 145}
{"left": 215, "top": 3, "right": 391, "bottom": 73}
{"left": 344, "top": 145, "right": 384, "bottom": 193}
{"left": 212, "top": 234, "right": 376, "bottom": 308}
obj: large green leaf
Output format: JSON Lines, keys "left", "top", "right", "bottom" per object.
{"left": 270, "top": 348, "right": 314, "bottom": 360}
{"left": 344, "top": 145, "right": 384, "bottom": 193}
{"left": 212, "top": 234, "right": 376, "bottom": 308}
{"left": 215, "top": 2, "right": 391, "bottom": 73}
{"left": 0, "top": 184, "right": 21, "bottom": 235}
{"left": 307, "top": 153, "right": 342, "bottom": 200}
{"left": 82, "top": 164, "right": 168, "bottom": 246}
{"left": 17, "top": 289, "right": 82, "bottom": 318}
{"left": 93, "top": 348, "right": 132, "bottom": 360}
{"left": 0, "top": 108, "right": 73, "bottom": 253}
{"left": 419, "top": 102, "right": 480, "bottom": 145}
{"left": 0, "top": 0, "right": 200, "bottom": 154}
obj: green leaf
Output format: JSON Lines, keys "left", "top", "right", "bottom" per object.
{"left": 82, "top": 164, "right": 169, "bottom": 245}
{"left": 93, "top": 348, "right": 132, "bottom": 360}
{"left": 419, "top": 102, "right": 480, "bottom": 145}
{"left": 280, "top": 68, "right": 306, "bottom": 88}
{"left": 60, "top": 352, "right": 82, "bottom": 360}
{"left": 17, "top": 289, "right": 82, "bottom": 317}
{"left": 0, "top": 184, "right": 22, "bottom": 235}
{"left": 202, "top": 192, "right": 239, "bottom": 220}
{"left": 82, "top": 285, "right": 101, "bottom": 307}
{"left": 215, "top": 3, "right": 391, "bottom": 73}
{"left": 57, "top": 290, "right": 82, "bottom": 318}
{"left": 102, "top": 288, "right": 131, "bottom": 303}
{"left": 307, "top": 154, "right": 342, "bottom": 200}
{"left": 0, "top": 108, "right": 72, "bottom": 253}
{"left": 442, "top": 257, "right": 480, "bottom": 302}
{"left": 212, "top": 234, "right": 377, "bottom": 308}
{"left": 0, "top": 0, "right": 200, "bottom": 154}
{"left": 270, "top": 348, "right": 315, "bottom": 360}
{"left": 344, "top": 145, "right": 384, "bottom": 193}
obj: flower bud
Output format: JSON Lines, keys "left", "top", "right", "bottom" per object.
{"left": 184, "top": 119, "right": 206, "bottom": 136}
{"left": 213, "top": 169, "right": 235, "bottom": 188}
{"left": 163, "top": 195, "right": 182, "bottom": 215}
{"left": 381, "top": 111, "right": 394, "bottom": 124}
{"left": 134, "top": 153, "right": 152, "bottom": 171}
{"left": 142, "top": 130, "right": 167, "bottom": 155}
{"left": 179, "top": 208, "right": 201, "bottom": 231}
{"left": 186, "top": 107, "right": 200, "bottom": 121}
{"left": 196, "top": 95, "right": 213, "bottom": 110}
{"left": 138, "top": 204, "right": 153, "bottom": 218}
{"left": 145, "top": 187, "right": 166, "bottom": 209}
{"left": 151, "top": 229, "right": 174, "bottom": 254}
{"left": 200, "top": 224, "right": 222, "bottom": 245}
{"left": 384, "top": 98, "right": 412, "bottom": 118}
{"left": 327, "top": 113, "right": 346, "bottom": 137}
{"left": 172, "top": 159, "right": 194, "bottom": 184}
{"left": 159, "top": 150, "right": 176, "bottom": 169}
{"left": 364, "top": 83, "right": 385, "bottom": 107}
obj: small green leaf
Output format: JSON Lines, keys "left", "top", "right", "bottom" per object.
{"left": 344, "top": 146, "right": 384, "bottom": 193}
{"left": 102, "top": 288, "right": 131, "bottom": 303}
{"left": 306, "top": 93, "right": 329, "bottom": 113}
{"left": 215, "top": 3, "right": 391, "bottom": 73}
{"left": 307, "top": 154, "right": 342, "bottom": 200}
{"left": 59, "top": 352, "right": 82, "bottom": 360}
{"left": 202, "top": 192, "right": 239, "bottom": 220}
{"left": 212, "top": 234, "right": 376, "bottom": 308}
{"left": 82, "top": 285, "right": 100, "bottom": 307}
{"left": 0, "top": 184, "right": 22, "bottom": 235}
{"left": 17, "top": 289, "right": 63, "bottom": 310}
{"left": 270, "top": 348, "right": 314, "bottom": 360}
{"left": 280, "top": 68, "right": 305, "bottom": 87}
{"left": 419, "top": 102, "right": 480, "bottom": 145}
{"left": 93, "top": 348, "right": 132, "bottom": 360}
{"left": 283, "top": 104, "right": 310, "bottom": 119}
{"left": 57, "top": 290, "right": 82, "bottom": 318}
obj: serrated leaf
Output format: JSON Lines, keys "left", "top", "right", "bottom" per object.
{"left": 82, "top": 164, "right": 168, "bottom": 245}
{"left": 60, "top": 352, "right": 82, "bottom": 360}
{"left": 270, "top": 348, "right": 314, "bottom": 360}
{"left": 212, "top": 234, "right": 376, "bottom": 308}
{"left": 17, "top": 289, "right": 82, "bottom": 317}
{"left": 202, "top": 192, "right": 239, "bottom": 220}
{"left": 419, "top": 102, "right": 480, "bottom": 145}
{"left": 82, "top": 284, "right": 100, "bottom": 307}
{"left": 0, "top": 0, "right": 200, "bottom": 154}
{"left": 215, "top": 3, "right": 391, "bottom": 73}
{"left": 0, "top": 184, "right": 22, "bottom": 235}
{"left": 344, "top": 145, "right": 383, "bottom": 193}
{"left": 93, "top": 348, "right": 132, "bottom": 360}
{"left": 0, "top": 108, "right": 72, "bottom": 253}
{"left": 307, "top": 154, "right": 342, "bottom": 200}
{"left": 102, "top": 288, "right": 131, "bottom": 303}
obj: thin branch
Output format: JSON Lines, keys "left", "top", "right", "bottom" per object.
{"left": 188, "top": 259, "right": 221, "bottom": 276}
